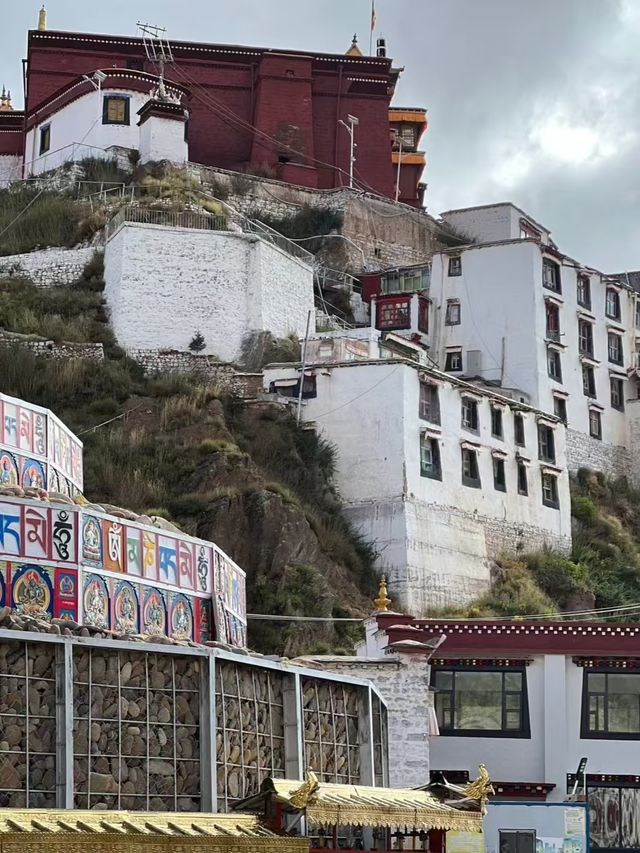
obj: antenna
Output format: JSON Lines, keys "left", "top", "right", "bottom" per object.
{"left": 136, "top": 21, "right": 174, "bottom": 97}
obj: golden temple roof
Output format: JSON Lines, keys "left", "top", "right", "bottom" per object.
{"left": 0, "top": 809, "right": 306, "bottom": 851}
{"left": 243, "top": 778, "right": 484, "bottom": 832}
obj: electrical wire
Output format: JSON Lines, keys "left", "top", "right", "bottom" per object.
{"left": 247, "top": 613, "right": 362, "bottom": 622}
{"left": 310, "top": 362, "right": 403, "bottom": 420}
{"left": 0, "top": 189, "right": 46, "bottom": 241}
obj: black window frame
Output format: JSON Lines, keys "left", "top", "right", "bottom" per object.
{"left": 461, "top": 397, "right": 479, "bottom": 433}
{"left": 514, "top": 413, "right": 526, "bottom": 447}
{"left": 461, "top": 448, "right": 481, "bottom": 489}
{"left": 608, "top": 332, "right": 624, "bottom": 366}
{"left": 420, "top": 435, "right": 442, "bottom": 481}
{"left": 538, "top": 424, "right": 556, "bottom": 464}
{"left": 448, "top": 256, "right": 462, "bottom": 277}
{"left": 605, "top": 287, "right": 621, "bottom": 322}
{"left": 578, "top": 319, "right": 594, "bottom": 357}
{"left": 499, "top": 830, "right": 536, "bottom": 853}
{"left": 102, "top": 94, "right": 131, "bottom": 126}
{"left": 493, "top": 457, "right": 506, "bottom": 492}
{"left": 611, "top": 377, "right": 625, "bottom": 412}
{"left": 517, "top": 461, "right": 528, "bottom": 496}
{"left": 542, "top": 258, "right": 561, "bottom": 293}
{"left": 445, "top": 350, "right": 463, "bottom": 372}
{"left": 39, "top": 123, "right": 51, "bottom": 155}
{"left": 432, "top": 665, "right": 531, "bottom": 738}
{"left": 581, "top": 669, "right": 640, "bottom": 740}
{"left": 545, "top": 300, "right": 560, "bottom": 341}
{"left": 445, "top": 299, "right": 461, "bottom": 326}
{"left": 553, "top": 396, "right": 568, "bottom": 424}
{"left": 419, "top": 381, "right": 441, "bottom": 424}
{"left": 636, "top": 300, "right": 640, "bottom": 330}
{"left": 577, "top": 274, "right": 591, "bottom": 309}
{"left": 491, "top": 406, "right": 504, "bottom": 439}
{"left": 582, "top": 364, "right": 596, "bottom": 398}
{"left": 589, "top": 409, "right": 602, "bottom": 440}
{"left": 547, "top": 347, "right": 562, "bottom": 382}
{"left": 541, "top": 472, "right": 559, "bottom": 509}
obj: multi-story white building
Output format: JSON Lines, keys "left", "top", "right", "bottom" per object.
{"left": 364, "top": 202, "right": 640, "bottom": 479}
{"left": 358, "top": 610, "right": 640, "bottom": 853}
{"left": 264, "top": 355, "right": 571, "bottom": 612}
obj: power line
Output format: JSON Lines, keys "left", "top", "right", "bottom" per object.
{"left": 247, "top": 613, "right": 362, "bottom": 622}
{"left": 310, "top": 362, "right": 403, "bottom": 420}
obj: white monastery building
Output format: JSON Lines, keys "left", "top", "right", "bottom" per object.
{"left": 264, "top": 352, "right": 571, "bottom": 612}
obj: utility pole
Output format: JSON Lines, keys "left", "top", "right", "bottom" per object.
{"left": 338, "top": 115, "right": 359, "bottom": 189}
{"left": 296, "top": 310, "right": 312, "bottom": 426}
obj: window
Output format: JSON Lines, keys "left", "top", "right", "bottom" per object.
{"left": 582, "top": 670, "right": 640, "bottom": 738}
{"left": 461, "top": 397, "right": 479, "bottom": 432}
{"left": 577, "top": 274, "right": 591, "bottom": 309}
{"left": 578, "top": 319, "right": 593, "bottom": 356}
{"left": 520, "top": 220, "right": 540, "bottom": 241}
{"left": 445, "top": 300, "right": 461, "bottom": 326}
{"left": 493, "top": 457, "right": 506, "bottom": 492}
{"left": 432, "top": 667, "right": 529, "bottom": 736}
{"left": 270, "top": 375, "right": 317, "bottom": 398}
{"left": 554, "top": 396, "right": 567, "bottom": 424}
{"left": 636, "top": 300, "right": 640, "bottom": 330}
{"left": 542, "top": 258, "right": 561, "bottom": 293}
{"left": 541, "top": 472, "right": 559, "bottom": 508}
{"left": 547, "top": 347, "right": 562, "bottom": 382}
{"left": 448, "top": 256, "right": 462, "bottom": 277}
{"left": 102, "top": 95, "right": 130, "bottom": 125}
{"left": 491, "top": 406, "right": 503, "bottom": 439}
{"left": 420, "top": 436, "right": 442, "bottom": 480}
{"left": 39, "top": 124, "right": 50, "bottom": 155}
{"left": 589, "top": 409, "right": 602, "bottom": 440}
{"left": 608, "top": 332, "right": 623, "bottom": 366}
{"left": 445, "top": 349, "right": 463, "bottom": 372}
{"left": 499, "top": 831, "right": 536, "bottom": 853}
{"left": 582, "top": 364, "right": 596, "bottom": 398}
{"left": 514, "top": 413, "right": 525, "bottom": 447}
{"left": 381, "top": 266, "right": 431, "bottom": 295}
{"left": 419, "top": 382, "right": 440, "bottom": 424}
{"left": 545, "top": 301, "right": 560, "bottom": 341}
{"left": 538, "top": 424, "right": 556, "bottom": 464}
{"left": 605, "top": 287, "right": 621, "bottom": 321}
{"left": 418, "top": 295, "right": 429, "bottom": 333}
{"left": 376, "top": 297, "right": 411, "bottom": 330}
{"left": 517, "top": 461, "right": 528, "bottom": 496}
{"left": 461, "top": 448, "right": 481, "bottom": 488}
{"left": 611, "top": 377, "right": 625, "bottom": 412}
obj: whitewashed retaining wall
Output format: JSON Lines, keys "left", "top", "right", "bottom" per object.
{"left": 0, "top": 247, "right": 96, "bottom": 286}
{"left": 104, "top": 222, "right": 314, "bottom": 365}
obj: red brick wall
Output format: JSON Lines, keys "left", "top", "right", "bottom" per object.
{"left": 25, "top": 31, "right": 397, "bottom": 196}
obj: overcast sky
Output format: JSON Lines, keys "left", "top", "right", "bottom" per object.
{"left": 3, "top": 0, "right": 640, "bottom": 270}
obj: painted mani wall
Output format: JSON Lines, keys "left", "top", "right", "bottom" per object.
{"left": 103, "top": 222, "right": 314, "bottom": 364}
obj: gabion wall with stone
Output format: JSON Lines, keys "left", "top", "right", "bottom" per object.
{"left": 0, "top": 632, "right": 386, "bottom": 813}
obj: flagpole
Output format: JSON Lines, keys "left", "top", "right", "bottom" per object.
{"left": 369, "top": 0, "right": 375, "bottom": 55}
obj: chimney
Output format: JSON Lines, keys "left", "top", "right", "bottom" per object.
{"left": 38, "top": 5, "right": 47, "bottom": 31}
{"left": 376, "top": 37, "right": 386, "bottom": 58}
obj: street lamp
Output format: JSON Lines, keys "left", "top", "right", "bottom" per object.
{"left": 338, "top": 114, "right": 359, "bottom": 189}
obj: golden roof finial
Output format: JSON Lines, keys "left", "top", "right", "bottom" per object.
{"left": 38, "top": 5, "right": 47, "bottom": 31}
{"left": 346, "top": 33, "right": 363, "bottom": 57}
{"left": 374, "top": 575, "right": 391, "bottom": 612}
{"left": 0, "top": 87, "right": 13, "bottom": 113}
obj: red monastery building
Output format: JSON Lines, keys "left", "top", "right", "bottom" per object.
{"left": 0, "top": 12, "right": 427, "bottom": 204}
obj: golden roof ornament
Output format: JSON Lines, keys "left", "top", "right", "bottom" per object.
{"left": 38, "top": 5, "right": 47, "bottom": 31}
{"left": 0, "top": 88, "right": 12, "bottom": 112}
{"left": 289, "top": 767, "right": 320, "bottom": 809}
{"left": 346, "top": 34, "right": 363, "bottom": 57}
{"left": 463, "top": 764, "right": 494, "bottom": 813}
{"left": 374, "top": 575, "right": 391, "bottom": 612}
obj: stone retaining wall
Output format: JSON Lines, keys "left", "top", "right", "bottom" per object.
{"left": 565, "top": 428, "right": 632, "bottom": 480}
{"left": 0, "top": 329, "right": 104, "bottom": 360}
{"left": 129, "top": 349, "right": 262, "bottom": 397}
{"left": 0, "top": 246, "right": 96, "bottom": 287}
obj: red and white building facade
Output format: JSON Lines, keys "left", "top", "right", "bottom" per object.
{"left": 359, "top": 612, "right": 640, "bottom": 853}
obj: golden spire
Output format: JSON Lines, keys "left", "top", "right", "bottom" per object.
{"left": 38, "top": 5, "right": 47, "bottom": 31}
{"left": 374, "top": 575, "right": 391, "bottom": 612}
{"left": 0, "top": 87, "right": 12, "bottom": 112}
{"left": 346, "top": 33, "right": 363, "bottom": 57}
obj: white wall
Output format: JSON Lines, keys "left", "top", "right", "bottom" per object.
{"left": 139, "top": 114, "right": 187, "bottom": 165}
{"left": 0, "top": 154, "right": 22, "bottom": 187}
{"left": 264, "top": 360, "right": 572, "bottom": 613}
{"left": 484, "top": 803, "right": 588, "bottom": 853}
{"left": 104, "top": 222, "right": 314, "bottom": 364}
{"left": 442, "top": 204, "right": 551, "bottom": 245}
{"left": 25, "top": 87, "right": 148, "bottom": 175}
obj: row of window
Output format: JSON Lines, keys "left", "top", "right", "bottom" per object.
{"left": 433, "top": 666, "right": 640, "bottom": 739}
{"left": 39, "top": 95, "right": 131, "bottom": 154}
{"left": 543, "top": 260, "right": 624, "bottom": 323}
{"left": 546, "top": 304, "right": 626, "bottom": 369}
{"left": 547, "top": 350, "right": 625, "bottom": 414}
{"left": 420, "top": 382, "right": 555, "bottom": 458}
{"left": 419, "top": 437, "right": 560, "bottom": 507}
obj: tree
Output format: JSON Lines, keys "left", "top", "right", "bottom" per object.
{"left": 188, "top": 330, "right": 206, "bottom": 353}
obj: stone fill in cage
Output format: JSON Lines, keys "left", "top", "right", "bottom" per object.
{"left": 301, "top": 677, "right": 361, "bottom": 784}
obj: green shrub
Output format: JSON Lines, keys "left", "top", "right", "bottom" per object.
{"left": 571, "top": 496, "right": 598, "bottom": 525}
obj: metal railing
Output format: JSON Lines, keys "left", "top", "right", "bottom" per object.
{"left": 105, "top": 205, "right": 228, "bottom": 238}
{"left": 242, "top": 217, "right": 314, "bottom": 265}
